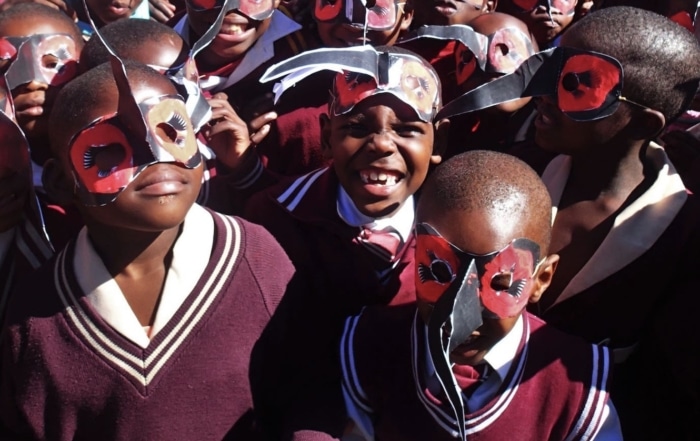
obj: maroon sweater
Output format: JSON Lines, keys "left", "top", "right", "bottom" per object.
{"left": 243, "top": 168, "right": 417, "bottom": 437}
{"left": 342, "top": 305, "right": 612, "bottom": 440}
{"left": 0, "top": 210, "right": 299, "bottom": 441}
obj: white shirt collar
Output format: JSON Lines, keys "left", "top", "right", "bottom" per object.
{"left": 541, "top": 142, "right": 688, "bottom": 309}
{"left": 336, "top": 185, "right": 415, "bottom": 243}
{"left": 192, "top": 10, "right": 302, "bottom": 92}
{"left": 73, "top": 203, "right": 214, "bottom": 348}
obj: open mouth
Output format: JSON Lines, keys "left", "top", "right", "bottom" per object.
{"left": 359, "top": 169, "right": 403, "bottom": 186}
{"left": 220, "top": 22, "right": 250, "bottom": 35}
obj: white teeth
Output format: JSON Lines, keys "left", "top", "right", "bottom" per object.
{"left": 360, "top": 170, "right": 401, "bottom": 186}
{"left": 228, "top": 24, "right": 245, "bottom": 34}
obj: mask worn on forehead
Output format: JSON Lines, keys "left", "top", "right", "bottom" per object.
{"left": 510, "top": 0, "right": 576, "bottom": 16}
{"left": 68, "top": 94, "right": 200, "bottom": 206}
{"left": 186, "top": 0, "right": 276, "bottom": 21}
{"left": 260, "top": 45, "right": 441, "bottom": 122}
{"left": 437, "top": 46, "right": 626, "bottom": 122}
{"left": 4, "top": 34, "right": 78, "bottom": 90}
{"left": 314, "top": 0, "right": 403, "bottom": 31}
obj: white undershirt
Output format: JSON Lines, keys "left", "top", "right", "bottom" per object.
{"left": 72, "top": 204, "right": 214, "bottom": 348}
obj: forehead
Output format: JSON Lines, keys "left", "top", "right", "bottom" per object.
{"left": 418, "top": 202, "right": 532, "bottom": 255}
{"left": 129, "top": 36, "right": 185, "bottom": 67}
{"left": 0, "top": 16, "right": 76, "bottom": 38}
{"left": 471, "top": 14, "right": 528, "bottom": 35}
{"left": 333, "top": 92, "right": 433, "bottom": 123}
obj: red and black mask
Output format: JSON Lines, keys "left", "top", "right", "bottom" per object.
{"left": 510, "top": 0, "right": 576, "bottom": 16}
{"left": 260, "top": 45, "right": 441, "bottom": 122}
{"left": 314, "top": 0, "right": 403, "bottom": 30}
{"left": 186, "top": 0, "right": 275, "bottom": 21}
{"left": 437, "top": 46, "right": 625, "bottom": 122}
{"left": 4, "top": 34, "right": 79, "bottom": 90}
{"left": 68, "top": 94, "right": 200, "bottom": 206}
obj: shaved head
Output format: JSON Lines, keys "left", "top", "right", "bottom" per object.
{"left": 419, "top": 150, "right": 552, "bottom": 252}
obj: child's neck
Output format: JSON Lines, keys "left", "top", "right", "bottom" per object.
{"left": 563, "top": 140, "right": 650, "bottom": 206}
{"left": 86, "top": 222, "right": 182, "bottom": 327}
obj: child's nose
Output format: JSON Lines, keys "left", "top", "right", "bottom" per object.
{"left": 22, "top": 79, "right": 48, "bottom": 92}
{"left": 367, "top": 131, "right": 396, "bottom": 154}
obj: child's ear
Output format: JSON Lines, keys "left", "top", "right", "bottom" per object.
{"left": 528, "top": 254, "right": 559, "bottom": 304}
{"left": 319, "top": 113, "right": 333, "bottom": 160}
{"left": 42, "top": 158, "right": 76, "bottom": 206}
{"left": 485, "top": 0, "right": 497, "bottom": 13}
{"left": 631, "top": 107, "right": 666, "bottom": 140}
{"left": 431, "top": 117, "right": 450, "bottom": 165}
{"left": 399, "top": 4, "right": 414, "bottom": 31}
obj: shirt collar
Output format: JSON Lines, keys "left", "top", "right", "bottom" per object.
{"left": 423, "top": 313, "right": 524, "bottom": 386}
{"left": 73, "top": 203, "right": 214, "bottom": 348}
{"left": 336, "top": 184, "right": 415, "bottom": 243}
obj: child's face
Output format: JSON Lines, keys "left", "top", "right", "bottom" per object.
{"left": 415, "top": 206, "right": 543, "bottom": 366}
{"left": 0, "top": 18, "right": 82, "bottom": 141}
{"left": 501, "top": 0, "right": 577, "bottom": 45}
{"left": 414, "top": 0, "right": 488, "bottom": 26}
{"left": 86, "top": 0, "right": 143, "bottom": 24}
{"left": 321, "top": 94, "right": 440, "bottom": 218}
{"left": 188, "top": 5, "right": 277, "bottom": 67}
{"left": 533, "top": 33, "right": 634, "bottom": 155}
{"left": 458, "top": 15, "right": 536, "bottom": 113}
{"left": 57, "top": 78, "right": 203, "bottom": 232}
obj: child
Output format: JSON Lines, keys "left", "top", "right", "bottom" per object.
{"left": 0, "top": 94, "right": 53, "bottom": 316}
{"left": 0, "top": 60, "right": 301, "bottom": 439}
{"left": 497, "top": 0, "right": 577, "bottom": 48}
{"left": 340, "top": 150, "right": 621, "bottom": 440}
{"left": 437, "top": 6, "right": 700, "bottom": 438}
{"left": 0, "top": 3, "right": 83, "bottom": 185}
{"left": 240, "top": 44, "right": 448, "bottom": 437}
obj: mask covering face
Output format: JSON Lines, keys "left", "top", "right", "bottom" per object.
{"left": 314, "top": 0, "right": 404, "bottom": 31}
{"left": 415, "top": 223, "right": 541, "bottom": 439}
{"left": 437, "top": 46, "right": 627, "bottom": 122}
{"left": 4, "top": 34, "right": 79, "bottom": 90}
{"left": 70, "top": 5, "right": 201, "bottom": 206}
{"left": 260, "top": 45, "right": 441, "bottom": 122}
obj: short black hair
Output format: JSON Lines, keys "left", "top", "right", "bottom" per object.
{"left": 80, "top": 18, "right": 187, "bottom": 70}
{"left": 0, "top": 3, "right": 83, "bottom": 43}
{"left": 564, "top": 6, "right": 700, "bottom": 124}
{"left": 421, "top": 150, "right": 552, "bottom": 252}
{"left": 49, "top": 60, "right": 175, "bottom": 157}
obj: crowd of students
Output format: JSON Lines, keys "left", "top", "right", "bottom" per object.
{"left": 0, "top": 0, "right": 698, "bottom": 439}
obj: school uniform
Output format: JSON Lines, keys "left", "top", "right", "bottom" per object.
{"left": 0, "top": 204, "right": 298, "bottom": 440}
{"left": 531, "top": 142, "right": 700, "bottom": 439}
{"left": 243, "top": 167, "right": 418, "bottom": 438}
{"left": 341, "top": 304, "right": 620, "bottom": 441}
{"left": 0, "top": 195, "right": 54, "bottom": 322}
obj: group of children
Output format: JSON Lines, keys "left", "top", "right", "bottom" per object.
{"left": 0, "top": 0, "right": 698, "bottom": 439}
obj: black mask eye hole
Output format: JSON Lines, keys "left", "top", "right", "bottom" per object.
{"left": 495, "top": 43, "right": 509, "bottom": 56}
{"left": 562, "top": 72, "right": 580, "bottom": 92}
{"left": 83, "top": 143, "right": 127, "bottom": 177}
{"left": 490, "top": 272, "right": 514, "bottom": 291}
{"left": 460, "top": 49, "right": 475, "bottom": 64}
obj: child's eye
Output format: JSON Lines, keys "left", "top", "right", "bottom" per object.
{"left": 42, "top": 54, "right": 60, "bottom": 70}
{"left": 83, "top": 143, "right": 127, "bottom": 178}
{"left": 395, "top": 124, "right": 424, "bottom": 137}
